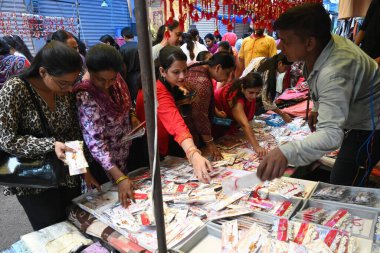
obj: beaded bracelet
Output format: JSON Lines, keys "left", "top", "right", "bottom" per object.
{"left": 115, "top": 175, "right": 129, "bottom": 185}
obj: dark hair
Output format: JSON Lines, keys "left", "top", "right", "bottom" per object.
{"left": 158, "top": 45, "right": 187, "bottom": 70}
{"left": 99, "top": 35, "right": 120, "bottom": 50}
{"left": 2, "top": 36, "right": 17, "bottom": 49}
{"left": 257, "top": 53, "right": 292, "bottom": 101}
{"left": 86, "top": 43, "right": 123, "bottom": 73}
{"left": 196, "top": 51, "right": 212, "bottom": 61}
{"left": 274, "top": 3, "right": 331, "bottom": 48}
{"left": 204, "top": 33, "right": 215, "bottom": 42}
{"left": 185, "top": 28, "right": 200, "bottom": 60}
{"left": 121, "top": 27, "right": 134, "bottom": 39}
{"left": 0, "top": 38, "right": 10, "bottom": 55}
{"left": 242, "top": 33, "right": 250, "bottom": 39}
{"left": 215, "top": 34, "right": 222, "bottom": 41}
{"left": 51, "top": 30, "right": 73, "bottom": 43}
{"left": 218, "top": 41, "right": 233, "bottom": 55}
{"left": 72, "top": 35, "right": 87, "bottom": 56}
{"left": 11, "top": 35, "right": 34, "bottom": 61}
{"left": 188, "top": 51, "right": 235, "bottom": 69}
{"left": 153, "top": 20, "right": 180, "bottom": 46}
{"left": 228, "top": 72, "right": 263, "bottom": 107}
{"left": 21, "top": 41, "right": 82, "bottom": 78}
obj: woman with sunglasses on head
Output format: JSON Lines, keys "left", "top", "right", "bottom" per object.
{"left": 186, "top": 52, "right": 235, "bottom": 161}
{"left": 0, "top": 41, "right": 97, "bottom": 230}
{"left": 152, "top": 20, "right": 183, "bottom": 61}
{"left": 74, "top": 44, "right": 140, "bottom": 208}
{"left": 136, "top": 46, "right": 213, "bottom": 183}
{"left": 214, "top": 72, "right": 268, "bottom": 157}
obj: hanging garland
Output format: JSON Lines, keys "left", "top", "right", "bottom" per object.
{"left": 159, "top": 0, "right": 322, "bottom": 32}
{"left": 0, "top": 12, "right": 76, "bottom": 39}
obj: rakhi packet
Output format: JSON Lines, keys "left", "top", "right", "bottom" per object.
{"left": 221, "top": 220, "right": 239, "bottom": 253}
{"left": 65, "top": 141, "right": 88, "bottom": 175}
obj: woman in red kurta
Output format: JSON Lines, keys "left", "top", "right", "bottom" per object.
{"left": 136, "top": 46, "right": 212, "bottom": 183}
{"left": 214, "top": 72, "right": 268, "bottom": 157}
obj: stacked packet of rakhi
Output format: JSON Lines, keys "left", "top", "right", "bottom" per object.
{"left": 245, "top": 195, "right": 294, "bottom": 217}
{"left": 221, "top": 220, "right": 239, "bottom": 253}
{"left": 375, "top": 216, "right": 380, "bottom": 243}
{"left": 299, "top": 207, "right": 369, "bottom": 237}
{"left": 271, "top": 220, "right": 357, "bottom": 253}
{"left": 215, "top": 214, "right": 273, "bottom": 232}
{"left": 236, "top": 223, "right": 269, "bottom": 253}
{"left": 344, "top": 191, "right": 376, "bottom": 207}
{"left": 257, "top": 179, "right": 306, "bottom": 199}
{"left": 312, "top": 186, "right": 348, "bottom": 201}
{"left": 299, "top": 207, "right": 326, "bottom": 224}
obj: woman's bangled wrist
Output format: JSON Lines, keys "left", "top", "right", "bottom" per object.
{"left": 185, "top": 146, "right": 201, "bottom": 163}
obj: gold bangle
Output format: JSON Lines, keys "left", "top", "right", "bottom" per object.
{"left": 130, "top": 111, "right": 137, "bottom": 118}
{"left": 203, "top": 137, "right": 214, "bottom": 143}
{"left": 115, "top": 175, "right": 129, "bottom": 185}
{"left": 189, "top": 149, "right": 201, "bottom": 162}
{"left": 187, "top": 149, "right": 201, "bottom": 163}
{"left": 185, "top": 146, "right": 197, "bottom": 159}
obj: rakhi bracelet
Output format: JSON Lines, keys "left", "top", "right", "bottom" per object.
{"left": 130, "top": 110, "right": 137, "bottom": 118}
{"left": 203, "top": 137, "right": 214, "bottom": 143}
{"left": 115, "top": 175, "right": 129, "bottom": 185}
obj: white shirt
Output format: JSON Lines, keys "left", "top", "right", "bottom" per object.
{"left": 152, "top": 43, "right": 164, "bottom": 61}
{"left": 180, "top": 41, "right": 208, "bottom": 64}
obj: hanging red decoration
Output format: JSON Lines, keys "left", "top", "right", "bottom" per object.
{"left": 227, "top": 22, "right": 234, "bottom": 31}
{"left": 159, "top": 0, "right": 323, "bottom": 33}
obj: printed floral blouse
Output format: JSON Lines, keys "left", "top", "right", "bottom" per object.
{"left": 75, "top": 75, "right": 132, "bottom": 175}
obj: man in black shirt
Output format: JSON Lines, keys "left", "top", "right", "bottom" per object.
{"left": 355, "top": 0, "right": 380, "bottom": 67}
{"left": 119, "top": 27, "right": 140, "bottom": 102}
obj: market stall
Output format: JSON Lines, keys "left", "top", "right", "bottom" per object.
{"left": 5, "top": 115, "right": 380, "bottom": 252}
{"left": 3, "top": 0, "right": 380, "bottom": 252}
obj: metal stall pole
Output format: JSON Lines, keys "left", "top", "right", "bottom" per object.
{"left": 305, "top": 91, "right": 311, "bottom": 122}
{"left": 134, "top": 1, "right": 167, "bottom": 252}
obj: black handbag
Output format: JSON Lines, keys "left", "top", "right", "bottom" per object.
{"left": 0, "top": 79, "right": 66, "bottom": 188}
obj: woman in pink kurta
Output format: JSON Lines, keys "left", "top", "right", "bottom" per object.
{"left": 75, "top": 44, "right": 137, "bottom": 208}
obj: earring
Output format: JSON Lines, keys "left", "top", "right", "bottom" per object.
{"left": 161, "top": 75, "right": 166, "bottom": 82}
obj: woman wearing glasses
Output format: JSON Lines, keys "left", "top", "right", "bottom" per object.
{"left": 75, "top": 44, "right": 140, "bottom": 208}
{"left": 214, "top": 72, "right": 268, "bottom": 157}
{"left": 0, "top": 41, "right": 91, "bottom": 230}
{"left": 136, "top": 46, "right": 213, "bottom": 183}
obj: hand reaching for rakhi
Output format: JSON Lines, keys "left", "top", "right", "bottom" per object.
{"left": 257, "top": 148, "right": 288, "bottom": 181}
{"left": 192, "top": 152, "right": 213, "bottom": 184}
{"left": 83, "top": 172, "right": 101, "bottom": 192}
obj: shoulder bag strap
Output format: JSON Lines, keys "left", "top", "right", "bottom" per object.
{"left": 21, "top": 78, "right": 52, "bottom": 138}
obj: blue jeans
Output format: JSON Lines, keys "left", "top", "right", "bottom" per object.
{"left": 330, "top": 130, "right": 380, "bottom": 186}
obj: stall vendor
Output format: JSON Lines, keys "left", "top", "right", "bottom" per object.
{"left": 257, "top": 3, "right": 380, "bottom": 186}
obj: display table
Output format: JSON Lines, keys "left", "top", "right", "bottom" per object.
{"left": 8, "top": 116, "right": 380, "bottom": 253}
